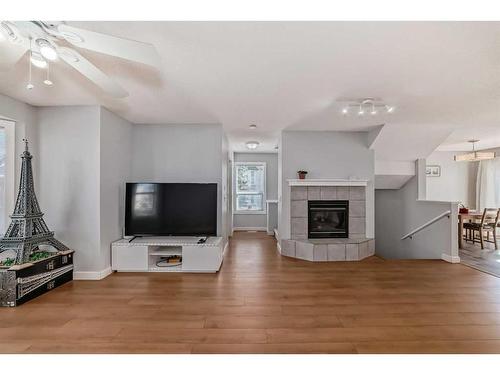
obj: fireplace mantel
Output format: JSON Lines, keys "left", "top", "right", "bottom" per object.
{"left": 287, "top": 179, "right": 368, "bottom": 187}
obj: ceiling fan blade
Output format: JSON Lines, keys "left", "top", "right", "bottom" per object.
{"left": 57, "top": 24, "right": 161, "bottom": 68}
{"left": 0, "top": 22, "right": 29, "bottom": 70}
{"left": 58, "top": 47, "right": 128, "bottom": 98}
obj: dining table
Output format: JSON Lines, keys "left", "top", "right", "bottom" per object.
{"left": 458, "top": 211, "right": 483, "bottom": 248}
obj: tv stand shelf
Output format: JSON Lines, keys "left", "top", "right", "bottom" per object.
{"left": 111, "top": 237, "right": 224, "bottom": 273}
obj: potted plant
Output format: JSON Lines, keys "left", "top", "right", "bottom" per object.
{"left": 297, "top": 170, "right": 308, "bottom": 179}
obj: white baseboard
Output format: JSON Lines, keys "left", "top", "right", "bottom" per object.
{"left": 223, "top": 241, "right": 229, "bottom": 257}
{"left": 441, "top": 253, "right": 461, "bottom": 264}
{"left": 74, "top": 267, "right": 113, "bottom": 280}
{"left": 233, "top": 227, "right": 267, "bottom": 232}
{"left": 274, "top": 228, "right": 279, "bottom": 240}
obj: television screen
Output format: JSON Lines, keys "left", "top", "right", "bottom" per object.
{"left": 125, "top": 183, "right": 217, "bottom": 236}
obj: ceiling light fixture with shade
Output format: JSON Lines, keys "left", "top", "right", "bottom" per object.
{"left": 454, "top": 140, "right": 496, "bottom": 162}
{"left": 339, "top": 98, "right": 395, "bottom": 116}
{"left": 30, "top": 51, "right": 47, "bottom": 69}
{"left": 245, "top": 141, "right": 260, "bottom": 150}
{"left": 36, "top": 38, "right": 58, "bottom": 61}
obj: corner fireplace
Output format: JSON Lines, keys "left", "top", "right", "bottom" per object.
{"left": 308, "top": 200, "right": 349, "bottom": 238}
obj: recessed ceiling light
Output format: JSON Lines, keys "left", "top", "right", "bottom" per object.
{"left": 342, "top": 108, "right": 348, "bottom": 115}
{"left": 246, "top": 141, "right": 259, "bottom": 150}
{"left": 43, "top": 79, "right": 53, "bottom": 86}
{"left": 30, "top": 52, "right": 47, "bottom": 69}
{"left": 358, "top": 109, "right": 364, "bottom": 116}
{"left": 370, "top": 109, "right": 377, "bottom": 115}
{"left": 249, "top": 124, "right": 257, "bottom": 129}
{"left": 386, "top": 106, "right": 395, "bottom": 113}
{"left": 36, "top": 38, "right": 58, "bottom": 61}
{"left": 26, "top": 83, "right": 34, "bottom": 90}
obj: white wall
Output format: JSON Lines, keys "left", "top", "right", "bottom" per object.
{"left": 279, "top": 131, "right": 375, "bottom": 240}
{"left": 131, "top": 123, "right": 224, "bottom": 237}
{"left": 99, "top": 108, "right": 132, "bottom": 271}
{"left": 37, "top": 106, "right": 101, "bottom": 273}
{"left": 233, "top": 152, "right": 278, "bottom": 229}
{"left": 426, "top": 151, "right": 476, "bottom": 208}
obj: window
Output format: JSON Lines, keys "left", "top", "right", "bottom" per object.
{"left": 234, "top": 162, "right": 266, "bottom": 213}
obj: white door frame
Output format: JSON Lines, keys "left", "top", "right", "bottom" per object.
{"left": 0, "top": 118, "right": 16, "bottom": 232}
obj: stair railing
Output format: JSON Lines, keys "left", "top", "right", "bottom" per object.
{"left": 401, "top": 210, "right": 452, "bottom": 240}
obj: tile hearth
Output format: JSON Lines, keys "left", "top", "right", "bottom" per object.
{"left": 281, "top": 237, "right": 375, "bottom": 262}
{"left": 281, "top": 183, "right": 375, "bottom": 262}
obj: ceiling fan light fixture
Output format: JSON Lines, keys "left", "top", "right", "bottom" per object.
{"left": 246, "top": 141, "right": 260, "bottom": 150}
{"left": 30, "top": 52, "right": 47, "bottom": 69}
{"left": 36, "top": 38, "right": 58, "bottom": 61}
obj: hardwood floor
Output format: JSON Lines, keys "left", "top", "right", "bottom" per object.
{"left": 2, "top": 231, "right": 500, "bottom": 354}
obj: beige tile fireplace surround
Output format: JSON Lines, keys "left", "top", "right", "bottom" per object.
{"left": 280, "top": 180, "right": 375, "bottom": 262}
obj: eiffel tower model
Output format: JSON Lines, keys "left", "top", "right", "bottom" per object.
{"left": 0, "top": 139, "right": 69, "bottom": 264}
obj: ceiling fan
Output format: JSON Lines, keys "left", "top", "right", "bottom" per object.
{"left": 0, "top": 21, "right": 161, "bottom": 98}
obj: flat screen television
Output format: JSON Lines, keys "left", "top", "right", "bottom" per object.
{"left": 125, "top": 183, "right": 217, "bottom": 236}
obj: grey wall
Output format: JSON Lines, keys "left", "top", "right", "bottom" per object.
{"left": 233, "top": 152, "right": 278, "bottom": 229}
{"left": 279, "top": 131, "right": 375, "bottom": 240}
{"left": 131, "top": 123, "right": 224, "bottom": 237}
{"left": 99, "top": 108, "right": 132, "bottom": 271}
{"left": 376, "top": 173, "right": 457, "bottom": 259}
{"left": 37, "top": 106, "right": 101, "bottom": 273}
{"left": 426, "top": 151, "right": 476, "bottom": 208}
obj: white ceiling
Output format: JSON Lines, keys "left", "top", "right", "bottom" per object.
{"left": 1, "top": 21, "right": 500, "bottom": 156}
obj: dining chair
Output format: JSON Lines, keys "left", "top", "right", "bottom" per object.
{"left": 463, "top": 208, "right": 500, "bottom": 249}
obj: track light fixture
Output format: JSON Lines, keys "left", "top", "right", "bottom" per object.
{"left": 339, "top": 98, "right": 395, "bottom": 116}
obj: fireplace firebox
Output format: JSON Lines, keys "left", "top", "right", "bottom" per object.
{"left": 308, "top": 200, "right": 349, "bottom": 238}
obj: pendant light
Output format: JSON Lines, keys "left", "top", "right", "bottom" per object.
{"left": 454, "top": 140, "right": 496, "bottom": 162}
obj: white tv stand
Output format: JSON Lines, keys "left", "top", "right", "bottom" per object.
{"left": 111, "top": 236, "right": 224, "bottom": 273}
